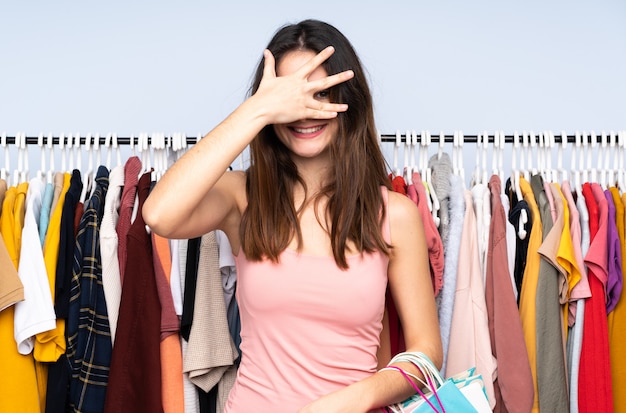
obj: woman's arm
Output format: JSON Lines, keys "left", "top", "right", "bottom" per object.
{"left": 142, "top": 47, "right": 353, "bottom": 241}
{"left": 299, "top": 191, "right": 442, "bottom": 412}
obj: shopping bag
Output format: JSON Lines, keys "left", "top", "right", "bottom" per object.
{"left": 383, "top": 352, "right": 491, "bottom": 413}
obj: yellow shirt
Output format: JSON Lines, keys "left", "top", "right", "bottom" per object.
{"left": 518, "top": 176, "right": 542, "bottom": 413}
{"left": 0, "top": 184, "right": 41, "bottom": 413}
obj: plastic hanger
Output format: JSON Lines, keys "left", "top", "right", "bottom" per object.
{"left": 423, "top": 131, "right": 440, "bottom": 226}
{"left": 529, "top": 131, "right": 538, "bottom": 177}
{"left": 113, "top": 133, "right": 122, "bottom": 167}
{"left": 511, "top": 131, "right": 528, "bottom": 240}
{"left": 599, "top": 131, "right": 608, "bottom": 189}
{"left": 67, "top": 133, "right": 75, "bottom": 173}
{"left": 536, "top": 132, "right": 550, "bottom": 182}
{"left": 437, "top": 130, "right": 444, "bottom": 160}
{"left": 74, "top": 133, "right": 82, "bottom": 174}
{"left": 617, "top": 130, "right": 626, "bottom": 193}
{"left": 497, "top": 130, "right": 505, "bottom": 193}
{"left": 59, "top": 133, "right": 67, "bottom": 173}
{"left": 105, "top": 133, "right": 113, "bottom": 170}
{"left": 418, "top": 130, "right": 433, "bottom": 213}
{"left": 13, "top": 132, "right": 23, "bottom": 185}
{"left": 46, "top": 132, "right": 55, "bottom": 184}
{"left": 80, "top": 133, "right": 94, "bottom": 202}
{"left": 36, "top": 133, "right": 44, "bottom": 181}
{"left": 130, "top": 133, "right": 136, "bottom": 157}
{"left": 457, "top": 130, "right": 466, "bottom": 188}
{"left": 581, "top": 131, "right": 590, "bottom": 186}
{"left": 480, "top": 131, "right": 488, "bottom": 185}
{"left": 609, "top": 131, "right": 617, "bottom": 188}
{"left": 589, "top": 130, "right": 598, "bottom": 184}
{"left": 557, "top": 130, "right": 568, "bottom": 183}
{"left": 393, "top": 130, "right": 401, "bottom": 178}
{"left": 93, "top": 133, "right": 101, "bottom": 168}
{"left": 403, "top": 130, "right": 412, "bottom": 185}
{"left": 522, "top": 131, "right": 530, "bottom": 182}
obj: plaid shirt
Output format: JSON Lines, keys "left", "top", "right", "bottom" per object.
{"left": 66, "top": 165, "right": 111, "bottom": 412}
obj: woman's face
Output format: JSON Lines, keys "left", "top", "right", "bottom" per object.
{"left": 272, "top": 49, "right": 339, "bottom": 161}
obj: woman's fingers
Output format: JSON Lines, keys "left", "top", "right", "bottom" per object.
{"left": 262, "top": 49, "right": 277, "bottom": 79}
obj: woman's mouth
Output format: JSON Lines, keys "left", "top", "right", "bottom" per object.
{"left": 289, "top": 125, "right": 326, "bottom": 138}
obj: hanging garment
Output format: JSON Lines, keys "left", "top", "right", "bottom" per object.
{"left": 530, "top": 174, "right": 569, "bottom": 413}
{"left": 177, "top": 238, "right": 201, "bottom": 413}
{"left": 0, "top": 183, "right": 40, "bottom": 413}
{"left": 578, "top": 183, "right": 614, "bottom": 413}
{"left": 505, "top": 178, "right": 532, "bottom": 304}
{"left": 46, "top": 169, "right": 83, "bottom": 413}
{"left": 436, "top": 174, "right": 464, "bottom": 375}
{"left": 14, "top": 177, "right": 56, "bottom": 356}
{"left": 38, "top": 172, "right": 71, "bottom": 360}
{"left": 0, "top": 178, "right": 24, "bottom": 311}
{"left": 105, "top": 171, "right": 163, "bottom": 413}
{"left": 38, "top": 180, "right": 54, "bottom": 246}
{"left": 184, "top": 231, "right": 238, "bottom": 413}
{"left": 429, "top": 152, "right": 453, "bottom": 245}
{"left": 116, "top": 156, "right": 142, "bottom": 284}
{"left": 501, "top": 192, "right": 519, "bottom": 300}
{"left": 153, "top": 232, "right": 185, "bottom": 413}
{"left": 0, "top": 231, "right": 23, "bottom": 310}
{"left": 100, "top": 164, "right": 124, "bottom": 345}
{"left": 486, "top": 175, "right": 534, "bottom": 413}
{"left": 446, "top": 189, "right": 495, "bottom": 408}
{"left": 411, "top": 172, "right": 444, "bottom": 296}
{"left": 609, "top": 189, "right": 626, "bottom": 412}
{"left": 517, "top": 176, "right": 542, "bottom": 413}
{"left": 66, "top": 165, "right": 111, "bottom": 413}
{"left": 604, "top": 190, "right": 623, "bottom": 314}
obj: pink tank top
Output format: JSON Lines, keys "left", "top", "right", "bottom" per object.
{"left": 225, "top": 189, "right": 391, "bottom": 412}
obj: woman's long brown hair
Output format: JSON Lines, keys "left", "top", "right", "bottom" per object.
{"left": 240, "top": 19, "right": 391, "bottom": 269}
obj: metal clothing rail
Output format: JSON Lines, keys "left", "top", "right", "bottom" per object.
{"left": 1, "top": 131, "right": 624, "bottom": 145}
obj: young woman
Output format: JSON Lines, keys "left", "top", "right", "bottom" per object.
{"left": 143, "top": 19, "right": 442, "bottom": 413}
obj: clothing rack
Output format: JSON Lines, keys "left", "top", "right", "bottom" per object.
{"left": 2, "top": 131, "right": 624, "bottom": 146}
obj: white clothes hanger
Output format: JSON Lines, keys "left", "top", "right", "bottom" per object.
{"left": 557, "top": 130, "right": 568, "bottom": 183}
{"left": 574, "top": 131, "right": 584, "bottom": 194}
{"left": 37, "top": 133, "right": 45, "bottom": 181}
{"left": 424, "top": 131, "right": 440, "bottom": 226}
{"left": 599, "top": 131, "right": 608, "bottom": 189}
{"left": 511, "top": 131, "right": 528, "bottom": 240}
{"left": 113, "top": 133, "right": 122, "bottom": 168}
{"left": 67, "top": 133, "right": 75, "bottom": 173}
{"left": 581, "top": 131, "right": 590, "bottom": 186}
{"left": 480, "top": 130, "right": 488, "bottom": 186}
{"left": 403, "top": 130, "right": 412, "bottom": 185}
{"left": 418, "top": 130, "right": 433, "bottom": 214}
{"left": 80, "top": 133, "right": 94, "bottom": 202}
{"left": 46, "top": 132, "right": 55, "bottom": 184}
{"left": 529, "top": 131, "right": 538, "bottom": 177}
{"left": 59, "top": 133, "right": 67, "bottom": 173}
{"left": 104, "top": 133, "right": 113, "bottom": 170}
{"left": 609, "top": 131, "right": 617, "bottom": 188}
{"left": 73, "top": 133, "right": 81, "bottom": 173}
{"left": 437, "top": 130, "right": 444, "bottom": 160}
{"left": 522, "top": 131, "right": 530, "bottom": 182}
{"left": 589, "top": 130, "right": 598, "bottom": 184}
{"left": 393, "top": 130, "right": 401, "bottom": 178}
